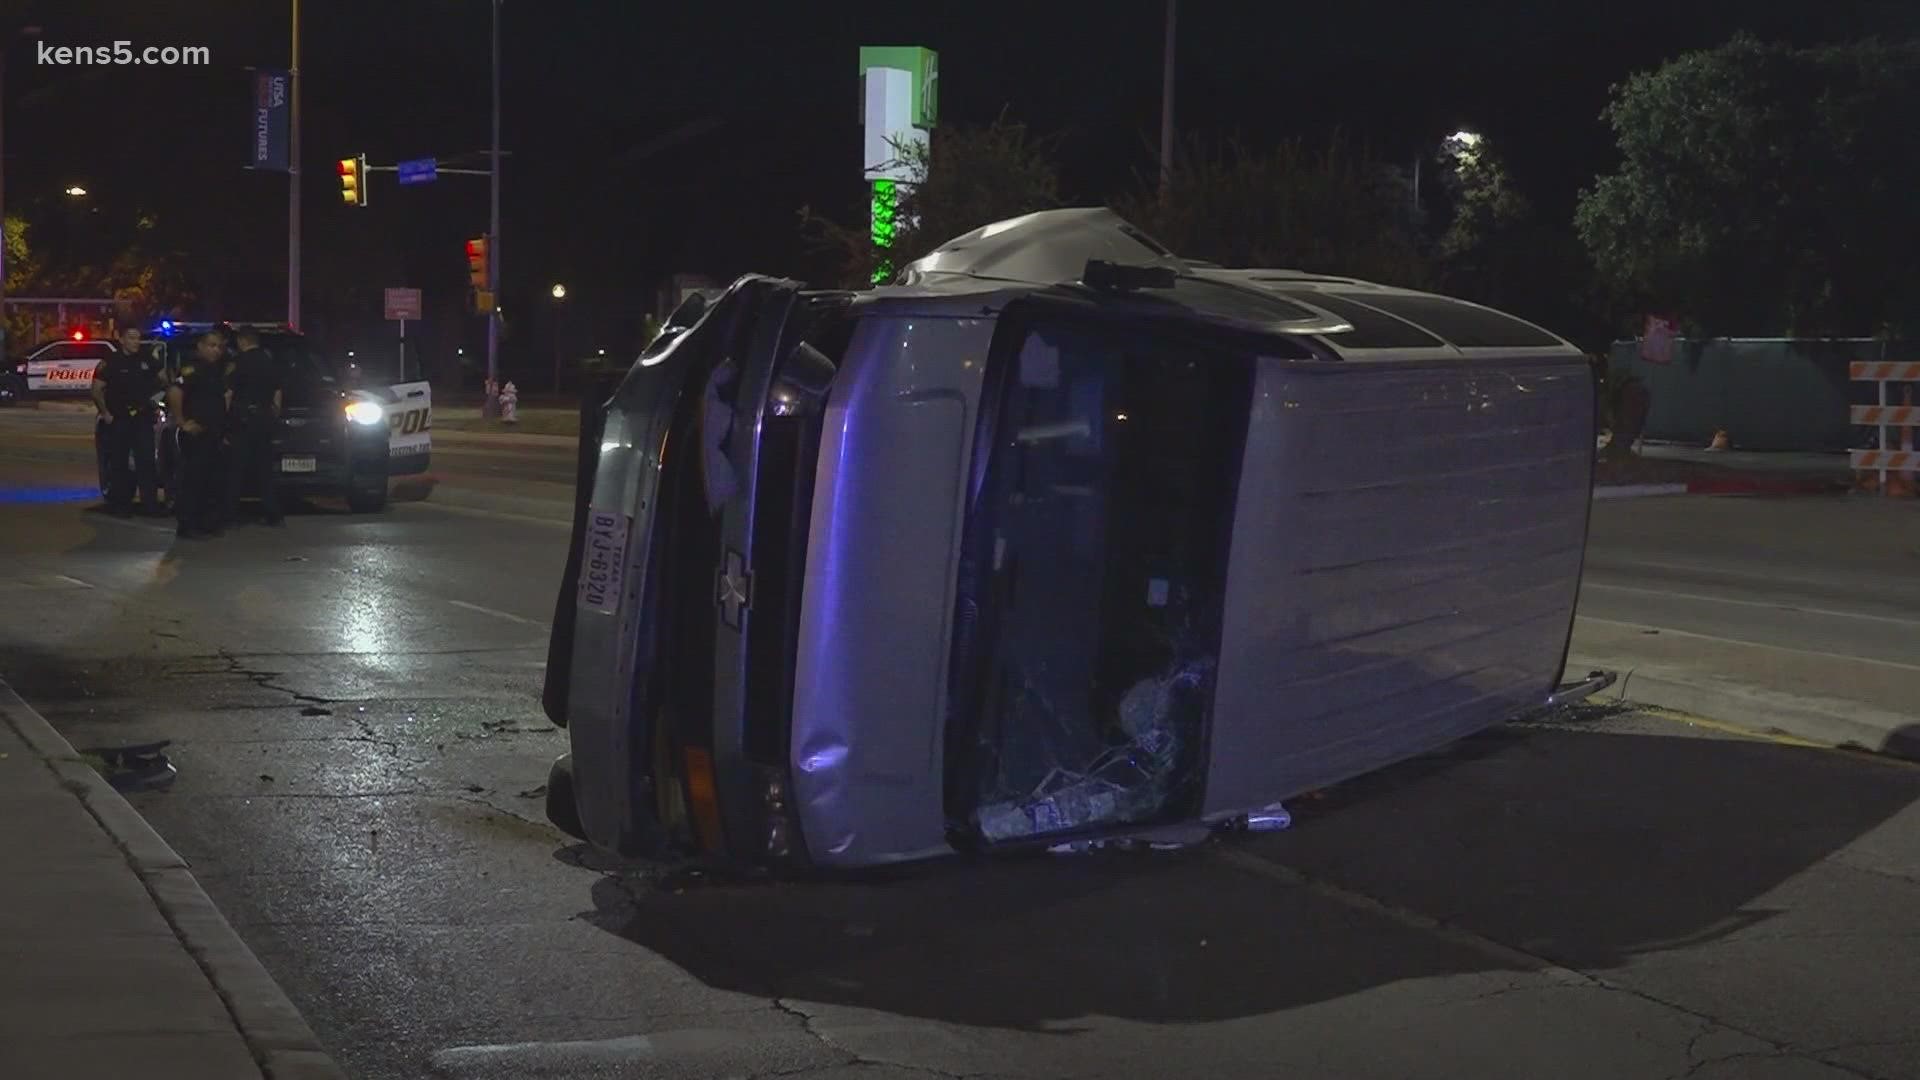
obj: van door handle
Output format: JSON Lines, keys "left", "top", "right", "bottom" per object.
{"left": 405, "top": 390, "right": 426, "bottom": 399}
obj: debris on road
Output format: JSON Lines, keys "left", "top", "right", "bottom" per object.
{"left": 80, "top": 741, "right": 178, "bottom": 792}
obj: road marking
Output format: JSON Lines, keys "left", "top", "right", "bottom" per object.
{"left": 1584, "top": 582, "right": 1920, "bottom": 629}
{"left": 432, "top": 1035, "right": 658, "bottom": 1072}
{"left": 1578, "top": 616, "right": 1920, "bottom": 674}
{"left": 448, "top": 599, "right": 546, "bottom": 627}
{"left": 54, "top": 574, "right": 93, "bottom": 589}
{"left": 94, "top": 513, "right": 177, "bottom": 535}
{"left": 409, "top": 500, "right": 571, "bottom": 529}
{"left": 1636, "top": 708, "right": 1920, "bottom": 769}
{"left": 431, "top": 1029, "right": 830, "bottom": 1075}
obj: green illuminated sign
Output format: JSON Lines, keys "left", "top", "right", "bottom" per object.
{"left": 870, "top": 178, "right": 898, "bottom": 284}
{"left": 857, "top": 46, "right": 938, "bottom": 129}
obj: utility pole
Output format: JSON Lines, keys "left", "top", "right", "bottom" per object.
{"left": 485, "top": 0, "right": 502, "bottom": 416}
{"left": 1159, "top": 0, "right": 1177, "bottom": 203}
{"left": 0, "top": 27, "right": 37, "bottom": 351}
{"left": 1, "top": 38, "right": 10, "bottom": 352}
{"left": 288, "top": 0, "right": 302, "bottom": 329}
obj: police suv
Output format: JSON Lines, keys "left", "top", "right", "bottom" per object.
{"left": 15, "top": 333, "right": 121, "bottom": 398}
{"left": 93, "top": 322, "right": 431, "bottom": 512}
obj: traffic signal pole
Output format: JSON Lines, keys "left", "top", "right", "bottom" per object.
{"left": 485, "top": 0, "right": 502, "bottom": 417}
{"left": 289, "top": 0, "right": 302, "bottom": 328}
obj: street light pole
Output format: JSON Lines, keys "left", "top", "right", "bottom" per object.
{"left": 485, "top": 0, "right": 502, "bottom": 415}
{"left": 1159, "top": 0, "right": 1177, "bottom": 203}
{"left": 288, "top": 0, "right": 301, "bottom": 329}
{"left": 549, "top": 283, "right": 566, "bottom": 392}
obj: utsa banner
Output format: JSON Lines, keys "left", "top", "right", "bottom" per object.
{"left": 249, "top": 68, "right": 291, "bottom": 172}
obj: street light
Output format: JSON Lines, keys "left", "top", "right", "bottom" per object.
{"left": 63, "top": 185, "right": 88, "bottom": 198}
{"left": 549, "top": 284, "right": 568, "bottom": 391}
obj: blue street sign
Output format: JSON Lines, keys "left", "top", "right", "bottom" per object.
{"left": 397, "top": 158, "right": 438, "bottom": 185}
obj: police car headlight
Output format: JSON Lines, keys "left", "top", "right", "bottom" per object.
{"left": 345, "top": 401, "right": 386, "bottom": 426}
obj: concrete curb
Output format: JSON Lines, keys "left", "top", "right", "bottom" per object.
{"left": 1593, "top": 484, "right": 1688, "bottom": 500}
{"left": 0, "top": 681, "right": 347, "bottom": 1080}
{"left": 408, "top": 482, "right": 572, "bottom": 524}
{"left": 1592, "top": 477, "right": 1849, "bottom": 500}
{"left": 1566, "top": 653, "right": 1919, "bottom": 762}
{"left": 432, "top": 428, "right": 577, "bottom": 449}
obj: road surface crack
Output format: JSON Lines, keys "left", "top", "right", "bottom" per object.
{"left": 216, "top": 650, "right": 339, "bottom": 706}
{"left": 765, "top": 999, "right": 997, "bottom": 1080}
{"left": 1214, "top": 850, "right": 1893, "bottom": 1080}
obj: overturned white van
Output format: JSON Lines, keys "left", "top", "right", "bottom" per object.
{"left": 539, "top": 208, "right": 1607, "bottom": 869}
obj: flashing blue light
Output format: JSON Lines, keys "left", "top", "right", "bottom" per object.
{"left": 156, "top": 320, "right": 174, "bottom": 335}
{"left": 0, "top": 485, "right": 101, "bottom": 505}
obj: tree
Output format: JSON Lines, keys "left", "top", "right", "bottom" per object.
{"left": 1577, "top": 35, "right": 1920, "bottom": 337}
{"left": 1113, "top": 133, "right": 1432, "bottom": 288}
{"left": 1429, "top": 134, "right": 1616, "bottom": 351}
{"left": 798, "top": 116, "right": 1062, "bottom": 288}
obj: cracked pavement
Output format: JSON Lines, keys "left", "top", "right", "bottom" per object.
{"left": 4, "top": 420, "right": 1919, "bottom": 1079}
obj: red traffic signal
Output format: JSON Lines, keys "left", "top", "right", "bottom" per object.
{"left": 465, "top": 237, "right": 489, "bottom": 290}
{"left": 338, "top": 155, "right": 366, "bottom": 206}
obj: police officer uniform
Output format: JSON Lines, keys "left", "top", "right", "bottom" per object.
{"left": 172, "top": 352, "right": 229, "bottom": 538}
{"left": 225, "top": 341, "right": 286, "bottom": 525}
{"left": 94, "top": 341, "right": 165, "bottom": 515}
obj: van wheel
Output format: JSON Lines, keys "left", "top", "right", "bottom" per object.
{"left": 546, "top": 754, "right": 586, "bottom": 840}
{"left": 346, "top": 482, "right": 388, "bottom": 514}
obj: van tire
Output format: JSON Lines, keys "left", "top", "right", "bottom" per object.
{"left": 546, "top": 754, "right": 586, "bottom": 840}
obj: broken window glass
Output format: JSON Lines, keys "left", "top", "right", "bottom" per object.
{"left": 948, "top": 316, "right": 1254, "bottom": 845}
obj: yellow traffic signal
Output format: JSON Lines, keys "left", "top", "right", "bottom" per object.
{"left": 338, "top": 155, "right": 366, "bottom": 206}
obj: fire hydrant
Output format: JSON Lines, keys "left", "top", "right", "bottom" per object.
{"left": 499, "top": 380, "right": 519, "bottom": 424}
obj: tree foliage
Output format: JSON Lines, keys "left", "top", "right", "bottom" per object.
{"left": 1577, "top": 35, "right": 1920, "bottom": 337}
{"left": 1113, "top": 133, "right": 1432, "bottom": 288}
{"left": 1430, "top": 135, "right": 1616, "bottom": 351}
{"left": 798, "top": 117, "right": 1062, "bottom": 288}
{"left": 1, "top": 208, "right": 194, "bottom": 348}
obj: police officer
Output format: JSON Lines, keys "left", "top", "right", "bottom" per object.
{"left": 166, "top": 330, "right": 231, "bottom": 539}
{"left": 91, "top": 325, "right": 165, "bottom": 516}
{"left": 224, "top": 328, "right": 285, "bottom": 526}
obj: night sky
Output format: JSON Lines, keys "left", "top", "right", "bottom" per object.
{"left": 5, "top": 0, "right": 1918, "bottom": 366}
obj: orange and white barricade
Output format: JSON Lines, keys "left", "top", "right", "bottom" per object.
{"left": 1850, "top": 361, "right": 1920, "bottom": 496}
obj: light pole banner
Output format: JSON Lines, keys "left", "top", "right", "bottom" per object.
{"left": 249, "top": 68, "right": 292, "bottom": 172}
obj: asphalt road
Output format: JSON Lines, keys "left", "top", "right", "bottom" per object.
{"left": 1579, "top": 495, "right": 1920, "bottom": 671}
{"left": 4, "top": 410, "right": 1920, "bottom": 1079}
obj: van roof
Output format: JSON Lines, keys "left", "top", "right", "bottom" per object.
{"left": 889, "top": 208, "right": 1580, "bottom": 359}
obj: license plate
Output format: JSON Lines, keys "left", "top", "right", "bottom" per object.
{"left": 280, "top": 456, "right": 317, "bottom": 474}
{"left": 578, "top": 508, "right": 631, "bottom": 615}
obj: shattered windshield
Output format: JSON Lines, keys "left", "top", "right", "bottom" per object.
{"left": 948, "top": 314, "right": 1254, "bottom": 846}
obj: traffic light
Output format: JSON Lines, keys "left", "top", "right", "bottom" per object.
{"left": 338, "top": 155, "right": 367, "bottom": 206}
{"left": 466, "top": 237, "right": 493, "bottom": 313}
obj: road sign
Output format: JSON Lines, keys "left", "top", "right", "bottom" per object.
{"left": 397, "top": 158, "right": 438, "bottom": 185}
{"left": 384, "top": 288, "right": 423, "bottom": 321}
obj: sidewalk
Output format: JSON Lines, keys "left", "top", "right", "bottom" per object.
{"left": 431, "top": 405, "right": 580, "bottom": 440}
{"left": 1567, "top": 617, "right": 1918, "bottom": 759}
{"left": 0, "top": 683, "right": 343, "bottom": 1080}
{"left": 1571, "top": 494, "right": 1920, "bottom": 760}
{"left": 1594, "top": 443, "right": 1855, "bottom": 497}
